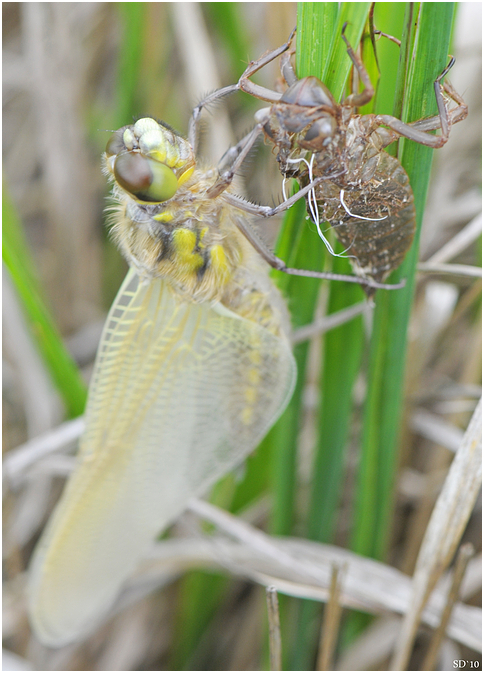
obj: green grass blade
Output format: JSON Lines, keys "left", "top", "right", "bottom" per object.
{"left": 3, "top": 182, "right": 87, "bottom": 418}
{"left": 203, "top": 3, "right": 253, "bottom": 82}
{"left": 300, "top": 2, "right": 377, "bottom": 543}
{"left": 270, "top": 197, "right": 325, "bottom": 536}
{"left": 264, "top": 1, "right": 375, "bottom": 542}
{"left": 269, "top": 0, "right": 373, "bottom": 543}
{"left": 351, "top": 1, "right": 456, "bottom": 563}
{"left": 296, "top": 2, "right": 338, "bottom": 78}
{"left": 113, "top": 2, "right": 148, "bottom": 128}
{"left": 370, "top": 3, "right": 408, "bottom": 116}
{"left": 344, "top": 5, "right": 457, "bottom": 645}
{"left": 291, "top": 4, "right": 374, "bottom": 668}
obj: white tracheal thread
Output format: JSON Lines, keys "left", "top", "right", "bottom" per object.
{"left": 339, "top": 189, "right": 388, "bottom": 222}
{"left": 282, "top": 154, "right": 355, "bottom": 260}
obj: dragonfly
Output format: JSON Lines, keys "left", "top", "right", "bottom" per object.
{"left": 28, "top": 37, "right": 405, "bottom": 647}
{"left": 235, "top": 25, "right": 468, "bottom": 294}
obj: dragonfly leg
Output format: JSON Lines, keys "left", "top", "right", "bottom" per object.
{"left": 188, "top": 29, "right": 295, "bottom": 152}
{"left": 279, "top": 51, "right": 297, "bottom": 87}
{"left": 341, "top": 23, "right": 375, "bottom": 108}
{"left": 216, "top": 130, "right": 257, "bottom": 174}
{"left": 221, "top": 165, "right": 345, "bottom": 220}
{"left": 221, "top": 174, "right": 404, "bottom": 290}
{"left": 403, "top": 80, "right": 468, "bottom": 133}
{"left": 376, "top": 58, "right": 468, "bottom": 148}
{"left": 373, "top": 29, "right": 402, "bottom": 47}
{"left": 206, "top": 124, "right": 264, "bottom": 198}
{"left": 220, "top": 194, "right": 405, "bottom": 291}
{"left": 238, "top": 29, "right": 295, "bottom": 103}
{"left": 188, "top": 83, "right": 240, "bottom": 152}
{"left": 222, "top": 176, "right": 325, "bottom": 218}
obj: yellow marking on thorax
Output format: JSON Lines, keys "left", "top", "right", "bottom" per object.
{"left": 153, "top": 211, "right": 174, "bottom": 223}
{"left": 178, "top": 166, "right": 195, "bottom": 185}
{"left": 172, "top": 228, "right": 204, "bottom": 271}
{"left": 209, "top": 245, "right": 231, "bottom": 286}
{"left": 199, "top": 227, "right": 209, "bottom": 248}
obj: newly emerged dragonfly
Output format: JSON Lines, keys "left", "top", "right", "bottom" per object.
{"left": 233, "top": 26, "right": 468, "bottom": 293}
{"left": 29, "top": 36, "right": 406, "bottom": 646}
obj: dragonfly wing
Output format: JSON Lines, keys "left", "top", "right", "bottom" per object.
{"left": 29, "top": 269, "right": 296, "bottom": 646}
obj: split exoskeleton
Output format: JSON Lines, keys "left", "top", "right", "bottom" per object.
{"left": 196, "top": 25, "right": 467, "bottom": 295}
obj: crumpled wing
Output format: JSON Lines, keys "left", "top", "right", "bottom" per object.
{"left": 28, "top": 269, "right": 296, "bottom": 646}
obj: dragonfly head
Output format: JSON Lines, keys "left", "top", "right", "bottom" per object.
{"left": 105, "top": 118, "right": 196, "bottom": 203}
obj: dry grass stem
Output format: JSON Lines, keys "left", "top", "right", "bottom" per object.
{"left": 417, "top": 262, "right": 482, "bottom": 278}
{"left": 291, "top": 301, "right": 371, "bottom": 345}
{"left": 316, "top": 564, "right": 345, "bottom": 671}
{"left": 170, "top": 3, "right": 233, "bottom": 161}
{"left": 3, "top": 417, "right": 85, "bottom": 486}
{"left": 179, "top": 503, "right": 480, "bottom": 651}
{"left": 265, "top": 586, "right": 282, "bottom": 671}
{"left": 424, "top": 213, "right": 482, "bottom": 265}
{"left": 22, "top": 4, "right": 102, "bottom": 331}
{"left": 410, "top": 409, "right": 464, "bottom": 453}
{"left": 421, "top": 542, "right": 475, "bottom": 671}
{"left": 391, "top": 398, "right": 482, "bottom": 670}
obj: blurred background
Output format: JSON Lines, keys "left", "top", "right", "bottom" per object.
{"left": 3, "top": 3, "right": 295, "bottom": 348}
{"left": 3, "top": 3, "right": 481, "bottom": 671}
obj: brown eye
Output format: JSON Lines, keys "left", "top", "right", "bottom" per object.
{"left": 304, "top": 116, "right": 336, "bottom": 141}
{"left": 113, "top": 153, "right": 178, "bottom": 203}
{"left": 105, "top": 129, "right": 127, "bottom": 157}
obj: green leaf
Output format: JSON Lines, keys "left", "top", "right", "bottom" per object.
{"left": 351, "top": 1, "right": 456, "bottom": 562}
{"left": 3, "top": 182, "right": 87, "bottom": 418}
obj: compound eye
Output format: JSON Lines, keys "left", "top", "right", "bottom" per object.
{"left": 113, "top": 153, "right": 178, "bottom": 203}
{"left": 305, "top": 116, "right": 336, "bottom": 142}
{"left": 105, "top": 129, "right": 127, "bottom": 157}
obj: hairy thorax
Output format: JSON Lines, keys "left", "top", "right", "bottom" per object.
{"left": 105, "top": 144, "right": 289, "bottom": 339}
